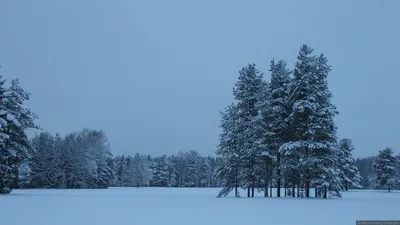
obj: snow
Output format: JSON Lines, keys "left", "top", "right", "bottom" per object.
{"left": 6, "top": 113, "right": 21, "bottom": 127}
{"left": 1, "top": 188, "right": 399, "bottom": 225}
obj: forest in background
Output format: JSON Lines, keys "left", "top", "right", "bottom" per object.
{"left": 18, "top": 129, "right": 400, "bottom": 194}
{"left": 1, "top": 44, "right": 399, "bottom": 196}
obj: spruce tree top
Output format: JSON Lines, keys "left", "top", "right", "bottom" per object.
{"left": 233, "top": 63, "right": 263, "bottom": 105}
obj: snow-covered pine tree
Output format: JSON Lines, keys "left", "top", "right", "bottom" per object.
{"left": 0, "top": 77, "right": 38, "bottom": 194}
{"left": 280, "top": 45, "right": 341, "bottom": 198}
{"left": 121, "top": 155, "right": 134, "bottom": 186}
{"left": 194, "top": 154, "right": 208, "bottom": 187}
{"left": 132, "top": 153, "right": 143, "bottom": 187}
{"left": 151, "top": 154, "right": 170, "bottom": 187}
{"left": 199, "top": 156, "right": 213, "bottom": 187}
{"left": 86, "top": 129, "right": 114, "bottom": 188}
{"left": 52, "top": 133, "right": 66, "bottom": 187}
{"left": 251, "top": 80, "right": 274, "bottom": 197}
{"left": 280, "top": 45, "right": 317, "bottom": 198}
{"left": 30, "top": 132, "right": 61, "bottom": 188}
{"left": 372, "top": 148, "right": 398, "bottom": 192}
{"left": 61, "top": 132, "right": 86, "bottom": 188}
{"left": 174, "top": 151, "right": 188, "bottom": 187}
{"left": 184, "top": 150, "right": 200, "bottom": 187}
{"left": 216, "top": 103, "right": 241, "bottom": 197}
{"left": 78, "top": 131, "right": 97, "bottom": 187}
{"left": 232, "top": 63, "right": 264, "bottom": 197}
{"left": 114, "top": 155, "right": 125, "bottom": 186}
{"left": 310, "top": 52, "right": 343, "bottom": 198}
{"left": 206, "top": 156, "right": 219, "bottom": 187}
{"left": 167, "top": 155, "right": 178, "bottom": 187}
{"left": 261, "top": 59, "right": 291, "bottom": 197}
{"left": 132, "top": 153, "right": 152, "bottom": 187}
{"left": 94, "top": 147, "right": 114, "bottom": 189}
{"left": 338, "top": 138, "right": 362, "bottom": 190}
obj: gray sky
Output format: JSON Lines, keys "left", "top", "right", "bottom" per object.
{"left": 1, "top": 0, "right": 399, "bottom": 158}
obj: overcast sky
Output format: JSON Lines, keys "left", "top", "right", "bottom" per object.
{"left": 1, "top": 0, "right": 399, "bottom": 158}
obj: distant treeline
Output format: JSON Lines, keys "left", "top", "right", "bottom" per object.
{"left": 15, "top": 130, "right": 222, "bottom": 189}
{"left": 355, "top": 153, "right": 400, "bottom": 190}
{"left": 13, "top": 128, "right": 400, "bottom": 194}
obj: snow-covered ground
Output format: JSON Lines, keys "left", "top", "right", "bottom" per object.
{"left": 1, "top": 188, "right": 399, "bottom": 225}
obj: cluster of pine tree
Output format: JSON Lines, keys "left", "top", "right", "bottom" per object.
{"left": 112, "top": 150, "right": 221, "bottom": 188}
{"left": 19, "top": 130, "right": 115, "bottom": 189}
{"left": 216, "top": 44, "right": 362, "bottom": 199}
{"left": 355, "top": 148, "right": 400, "bottom": 192}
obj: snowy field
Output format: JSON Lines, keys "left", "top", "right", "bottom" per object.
{"left": 1, "top": 188, "right": 399, "bottom": 225}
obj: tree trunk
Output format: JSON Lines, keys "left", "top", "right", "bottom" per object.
{"left": 388, "top": 187, "right": 391, "bottom": 192}
{"left": 305, "top": 147, "right": 310, "bottom": 198}
{"left": 345, "top": 181, "right": 348, "bottom": 191}
{"left": 264, "top": 180, "right": 268, "bottom": 197}
{"left": 297, "top": 180, "right": 300, "bottom": 197}
{"left": 323, "top": 186, "right": 327, "bottom": 199}
{"left": 247, "top": 186, "right": 250, "bottom": 198}
{"left": 270, "top": 185, "right": 272, "bottom": 198}
{"left": 292, "top": 176, "right": 295, "bottom": 198}
{"left": 251, "top": 183, "right": 255, "bottom": 198}
{"left": 265, "top": 159, "right": 268, "bottom": 197}
{"left": 277, "top": 153, "right": 281, "bottom": 197}
{"left": 315, "top": 186, "right": 317, "bottom": 198}
{"left": 305, "top": 176, "right": 310, "bottom": 198}
{"left": 284, "top": 181, "right": 287, "bottom": 197}
{"left": 264, "top": 185, "right": 268, "bottom": 197}
{"left": 235, "top": 165, "right": 238, "bottom": 197}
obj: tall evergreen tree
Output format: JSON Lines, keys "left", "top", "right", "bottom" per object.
{"left": 30, "top": 132, "right": 64, "bottom": 188}
{"left": 251, "top": 80, "right": 274, "bottom": 197}
{"left": 232, "top": 63, "right": 264, "bottom": 197}
{"left": 216, "top": 103, "right": 241, "bottom": 197}
{"left": 338, "top": 138, "right": 362, "bottom": 190}
{"left": 52, "top": 133, "right": 66, "bottom": 187}
{"left": 61, "top": 133, "right": 85, "bottom": 188}
{"left": 310, "top": 52, "right": 343, "bottom": 198}
{"left": 131, "top": 153, "right": 152, "bottom": 187}
{"left": 84, "top": 129, "right": 114, "bottom": 188}
{"left": 113, "top": 155, "right": 124, "bottom": 186}
{"left": 372, "top": 148, "right": 398, "bottom": 192}
{"left": 121, "top": 155, "right": 135, "bottom": 186}
{"left": 152, "top": 154, "right": 169, "bottom": 187}
{"left": 167, "top": 155, "right": 178, "bottom": 187}
{"left": 262, "top": 59, "right": 291, "bottom": 197}
{"left": 280, "top": 45, "right": 341, "bottom": 198}
{"left": 184, "top": 150, "right": 200, "bottom": 187}
{"left": 0, "top": 77, "right": 38, "bottom": 194}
